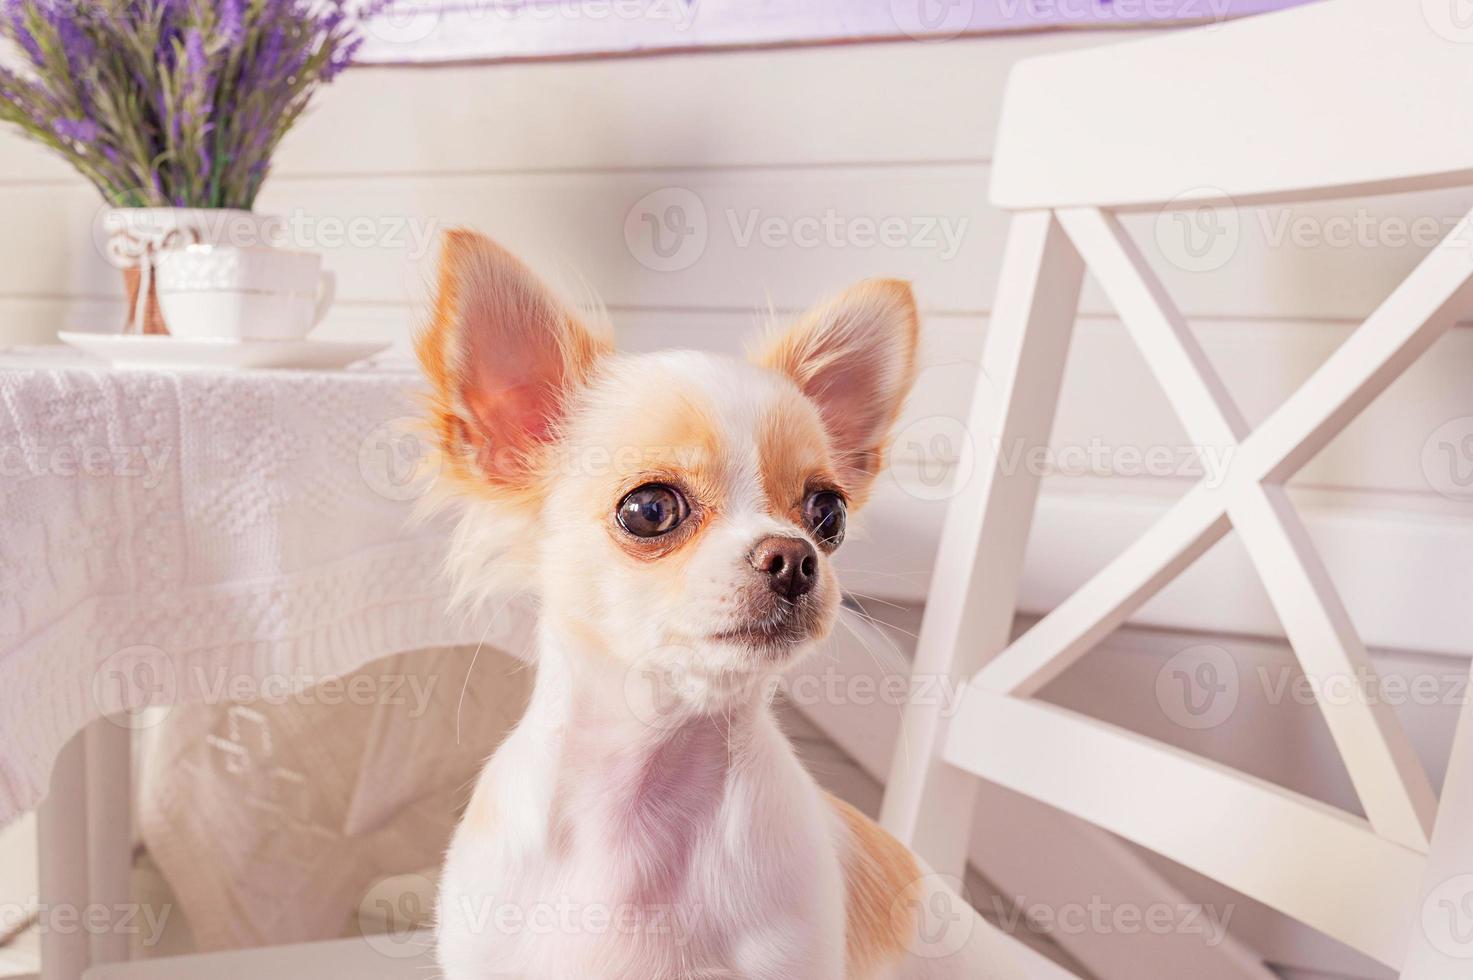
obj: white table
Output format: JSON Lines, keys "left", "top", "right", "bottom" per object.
{"left": 0, "top": 348, "right": 510, "bottom": 979}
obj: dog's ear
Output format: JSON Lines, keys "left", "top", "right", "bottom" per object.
{"left": 417, "top": 229, "right": 611, "bottom": 494}
{"left": 752, "top": 280, "right": 919, "bottom": 502}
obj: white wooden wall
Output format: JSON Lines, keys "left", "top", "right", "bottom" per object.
{"left": 4, "top": 31, "right": 1467, "bottom": 658}
{"left": 3, "top": 28, "right": 1469, "bottom": 978}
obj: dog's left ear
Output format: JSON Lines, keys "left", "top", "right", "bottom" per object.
{"left": 752, "top": 279, "right": 919, "bottom": 502}
{"left": 417, "top": 229, "right": 612, "bottom": 496}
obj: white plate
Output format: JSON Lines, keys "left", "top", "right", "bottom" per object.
{"left": 58, "top": 332, "right": 390, "bottom": 371}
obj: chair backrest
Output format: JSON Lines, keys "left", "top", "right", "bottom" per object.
{"left": 885, "top": 1, "right": 1473, "bottom": 975}
{"left": 990, "top": 0, "right": 1473, "bottom": 210}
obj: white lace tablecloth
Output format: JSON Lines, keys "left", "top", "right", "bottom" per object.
{"left": 0, "top": 347, "right": 519, "bottom": 826}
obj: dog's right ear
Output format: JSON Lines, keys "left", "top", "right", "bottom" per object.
{"left": 417, "top": 230, "right": 611, "bottom": 495}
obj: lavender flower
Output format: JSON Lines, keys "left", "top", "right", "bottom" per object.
{"left": 54, "top": 117, "right": 98, "bottom": 142}
{"left": 0, "top": 0, "right": 379, "bottom": 209}
{"left": 218, "top": 0, "right": 243, "bottom": 45}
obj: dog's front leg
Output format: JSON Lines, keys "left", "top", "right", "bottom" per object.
{"left": 728, "top": 923, "right": 844, "bottom": 980}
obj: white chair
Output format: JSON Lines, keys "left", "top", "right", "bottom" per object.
{"left": 880, "top": 0, "right": 1473, "bottom": 976}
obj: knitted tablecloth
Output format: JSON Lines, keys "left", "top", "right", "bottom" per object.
{"left": 0, "top": 347, "right": 515, "bottom": 825}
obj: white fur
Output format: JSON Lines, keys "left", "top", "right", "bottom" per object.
{"left": 434, "top": 351, "right": 990, "bottom": 979}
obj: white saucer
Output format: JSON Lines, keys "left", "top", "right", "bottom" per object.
{"left": 58, "top": 332, "right": 390, "bottom": 371}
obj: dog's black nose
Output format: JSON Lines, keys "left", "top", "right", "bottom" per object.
{"left": 750, "top": 536, "right": 818, "bottom": 599}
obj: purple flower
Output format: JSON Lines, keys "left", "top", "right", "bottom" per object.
{"left": 55, "top": 15, "right": 95, "bottom": 67}
{"left": 184, "top": 26, "right": 205, "bottom": 77}
{"left": 218, "top": 0, "right": 243, "bottom": 46}
{"left": 0, "top": 0, "right": 380, "bottom": 208}
{"left": 324, "top": 36, "right": 362, "bottom": 81}
{"left": 6, "top": 3, "right": 42, "bottom": 67}
{"left": 258, "top": 25, "right": 284, "bottom": 74}
{"left": 54, "top": 116, "right": 99, "bottom": 142}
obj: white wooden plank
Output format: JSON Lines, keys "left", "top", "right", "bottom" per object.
{"left": 943, "top": 688, "right": 1426, "bottom": 968}
{"left": 83, "top": 934, "right": 438, "bottom": 980}
{"left": 793, "top": 617, "right": 1278, "bottom": 980}
{"left": 805, "top": 609, "right": 1467, "bottom": 979}
{"left": 358, "top": 1, "right": 1288, "bottom": 66}
{"left": 1400, "top": 662, "right": 1473, "bottom": 979}
{"left": 36, "top": 296, "right": 1473, "bottom": 504}
{"left": 0, "top": 32, "right": 1141, "bottom": 183}
{"left": 881, "top": 211, "right": 1084, "bottom": 877}
{"left": 1056, "top": 202, "right": 1440, "bottom": 849}
{"left": 1240, "top": 206, "right": 1473, "bottom": 484}
{"left": 972, "top": 482, "right": 1232, "bottom": 697}
{"left": 8, "top": 173, "right": 1473, "bottom": 325}
{"left": 30, "top": 296, "right": 1473, "bottom": 503}
{"left": 1056, "top": 207, "right": 1248, "bottom": 445}
{"left": 1230, "top": 485, "right": 1438, "bottom": 851}
{"left": 991, "top": 0, "right": 1473, "bottom": 209}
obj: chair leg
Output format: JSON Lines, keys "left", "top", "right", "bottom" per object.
{"left": 37, "top": 720, "right": 133, "bottom": 980}
{"left": 880, "top": 210, "right": 1085, "bottom": 877}
{"left": 38, "top": 732, "right": 90, "bottom": 980}
{"left": 1399, "top": 660, "right": 1473, "bottom": 978}
{"left": 85, "top": 721, "right": 133, "bottom": 967}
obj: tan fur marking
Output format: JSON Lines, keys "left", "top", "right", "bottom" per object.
{"left": 465, "top": 779, "right": 496, "bottom": 830}
{"left": 750, "top": 279, "right": 920, "bottom": 508}
{"left": 575, "top": 378, "right": 726, "bottom": 564}
{"left": 414, "top": 228, "right": 612, "bottom": 508}
{"left": 828, "top": 793, "right": 923, "bottom": 979}
{"left": 757, "top": 389, "right": 836, "bottom": 517}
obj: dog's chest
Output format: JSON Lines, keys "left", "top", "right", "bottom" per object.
{"left": 437, "top": 717, "right": 846, "bottom": 979}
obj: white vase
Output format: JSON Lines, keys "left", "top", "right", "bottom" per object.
{"left": 98, "top": 208, "right": 283, "bottom": 335}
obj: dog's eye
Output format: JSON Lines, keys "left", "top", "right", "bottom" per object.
{"left": 618, "top": 484, "right": 688, "bottom": 538}
{"left": 803, "top": 491, "right": 847, "bottom": 550}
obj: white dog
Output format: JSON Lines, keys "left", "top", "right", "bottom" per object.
{"left": 418, "top": 230, "right": 993, "bottom": 979}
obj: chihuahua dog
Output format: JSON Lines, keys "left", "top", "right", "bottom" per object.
{"left": 418, "top": 230, "right": 991, "bottom": 979}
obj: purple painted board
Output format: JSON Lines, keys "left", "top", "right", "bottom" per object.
{"left": 360, "top": 0, "right": 1317, "bottom": 65}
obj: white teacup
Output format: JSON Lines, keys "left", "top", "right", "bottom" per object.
{"left": 155, "top": 245, "right": 335, "bottom": 341}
